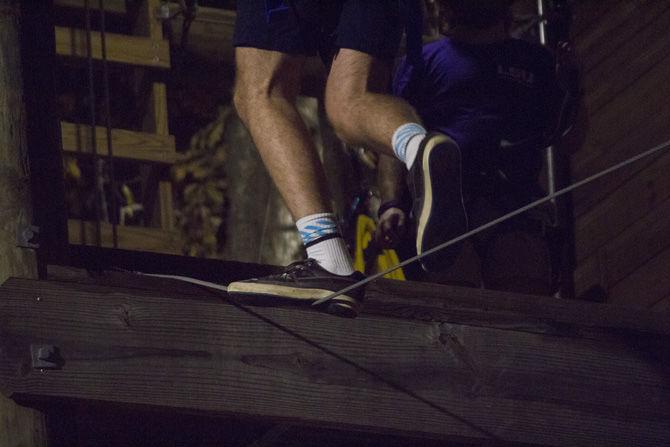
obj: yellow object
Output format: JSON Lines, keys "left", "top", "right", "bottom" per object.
{"left": 353, "top": 214, "right": 405, "bottom": 280}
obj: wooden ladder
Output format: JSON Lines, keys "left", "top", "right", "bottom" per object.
{"left": 54, "top": 0, "right": 180, "bottom": 255}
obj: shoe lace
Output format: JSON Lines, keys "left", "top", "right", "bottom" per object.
{"left": 280, "top": 259, "right": 319, "bottom": 280}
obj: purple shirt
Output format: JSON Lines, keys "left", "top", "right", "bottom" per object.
{"left": 393, "top": 37, "right": 559, "bottom": 188}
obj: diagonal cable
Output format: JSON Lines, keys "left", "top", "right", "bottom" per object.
{"left": 313, "top": 137, "right": 670, "bottom": 307}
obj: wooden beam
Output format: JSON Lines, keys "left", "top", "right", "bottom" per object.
{"left": 60, "top": 121, "right": 178, "bottom": 163}
{"left": 55, "top": 26, "right": 171, "bottom": 68}
{"left": 0, "top": 2, "right": 50, "bottom": 444}
{"left": 53, "top": 0, "right": 127, "bottom": 14}
{"left": 0, "top": 277, "right": 669, "bottom": 446}
{"left": 134, "top": 0, "right": 164, "bottom": 40}
{"left": 158, "top": 181, "right": 175, "bottom": 231}
{"left": 143, "top": 82, "right": 170, "bottom": 135}
{"left": 67, "top": 219, "right": 180, "bottom": 255}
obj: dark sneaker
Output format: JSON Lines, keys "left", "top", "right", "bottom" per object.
{"left": 227, "top": 259, "right": 365, "bottom": 318}
{"left": 408, "top": 133, "right": 468, "bottom": 272}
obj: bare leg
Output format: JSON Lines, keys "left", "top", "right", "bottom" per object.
{"left": 233, "top": 47, "right": 332, "bottom": 220}
{"left": 325, "top": 49, "right": 422, "bottom": 156}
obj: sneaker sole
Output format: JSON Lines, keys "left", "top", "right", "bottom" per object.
{"left": 414, "top": 134, "right": 468, "bottom": 271}
{"left": 227, "top": 281, "right": 361, "bottom": 314}
{"left": 326, "top": 299, "right": 360, "bottom": 318}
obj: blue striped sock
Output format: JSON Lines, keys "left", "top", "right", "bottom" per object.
{"left": 296, "top": 213, "right": 354, "bottom": 275}
{"left": 392, "top": 123, "right": 426, "bottom": 168}
{"left": 297, "top": 213, "right": 340, "bottom": 248}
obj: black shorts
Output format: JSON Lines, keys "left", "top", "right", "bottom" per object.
{"left": 233, "top": 0, "right": 403, "bottom": 60}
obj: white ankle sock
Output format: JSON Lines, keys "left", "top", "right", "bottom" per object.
{"left": 296, "top": 213, "right": 355, "bottom": 276}
{"left": 392, "top": 123, "right": 426, "bottom": 169}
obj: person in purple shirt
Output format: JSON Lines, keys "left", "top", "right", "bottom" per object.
{"left": 376, "top": 0, "right": 579, "bottom": 294}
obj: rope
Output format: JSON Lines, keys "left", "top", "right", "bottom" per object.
{"left": 83, "top": 0, "right": 102, "bottom": 248}
{"left": 313, "top": 137, "right": 670, "bottom": 306}
{"left": 98, "top": 0, "right": 119, "bottom": 248}
{"left": 137, "top": 272, "right": 229, "bottom": 292}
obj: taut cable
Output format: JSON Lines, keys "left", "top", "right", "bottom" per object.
{"left": 313, "top": 137, "right": 670, "bottom": 307}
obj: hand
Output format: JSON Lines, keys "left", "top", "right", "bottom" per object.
{"left": 375, "top": 207, "right": 408, "bottom": 249}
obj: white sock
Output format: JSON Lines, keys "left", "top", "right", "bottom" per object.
{"left": 296, "top": 213, "right": 355, "bottom": 276}
{"left": 392, "top": 123, "right": 426, "bottom": 169}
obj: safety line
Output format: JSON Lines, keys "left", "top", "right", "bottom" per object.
{"left": 83, "top": 0, "right": 102, "bottom": 248}
{"left": 136, "top": 272, "right": 229, "bottom": 292}
{"left": 313, "top": 137, "right": 670, "bottom": 306}
{"left": 98, "top": 0, "right": 119, "bottom": 249}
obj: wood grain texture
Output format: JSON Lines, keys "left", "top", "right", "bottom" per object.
{"left": 574, "top": 150, "right": 670, "bottom": 262}
{"left": 652, "top": 295, "right": 670, "bottom": 313}
{"left": 581, "top": 2, "right": 670, "bottom": 114}
{"left": 571, "top": 2, "right": 670, "bottom": 212}
{"left": 143, "top": 82, "right": 169, "bottom": 135}
{"left": 0, "top": 2, "right": 48, "bottom": 444}
{"left": 574, "top": 195, "right": 670, "bottom": 295}
{"left": 158, "top": 181, "right": 175, "bottom": 231}
{"left": 68, "top": 219, "right": 180, "bottom": 255}
{"left": 61, "top": 121, "right": 177, "bottom": 163}
{"left": 570, "top": 0, "right": 670, "bottom": 307}
{"left": 133, "top": 0, "right": 163, "bottom": 40}
{"left": 0, "top": 277, "right": 669, "bottom": 446}
{"left": 55, "top": 26, "right": 170, "bottom": 68}
{"left": 608, "top": 247, "right": 670, "bottom": 308}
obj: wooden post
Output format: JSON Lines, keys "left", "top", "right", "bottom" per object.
{"left": 0, "top": 1, "right": 48, "bottom": 445}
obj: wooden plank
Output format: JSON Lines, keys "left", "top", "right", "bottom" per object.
{"left": 53, "top": 0, "right": 127, "bottom": 14}
{"left": 571, "top": 0, "right": 621, "bottom": 40}
{"left": 41, "top": 266, "right": 670, "bottom": 338}
{"left": 574, "top": 195, "right": 670, "bottom": 296}
{"left": 55, "top": 26, "right": 170, "bottom": 68}
{"left": 652, "top": 296, "right": 670, "bottom": 313}
{"left": 143, "top": 82, "right": 169, "bottom": 135}
{"left": 134, "top": 0, "right": 163, "bottom": 40}
{"left": 0, "top": 3, "right": 50, "bottom": 443}
{"left": 158, "top": 181, "right": 175, "bottom": 231}
{"left": 68, "top": 219, "right": 180, "bottom": 255}
{"left": 574, "top": 149, "right": 670, "bottom": 262}
{"left": 576, "top": 0, "right": 665, "bottom": 74}
{"left": 572, "top": 47, "right": 670, "bottom": 180}
{"left": 60, "top": 121, "right": 177, "bottom": 163}
{"left": 583, "top": 5, "right": 670, "bottom": 114}
{"left": 0, "top": 278, "right": 669, "bottom": 446}
{"left": 608, "top": 247, "right": 670, "bottom": 308}
{"left": 570, "top": 65, "right": 670, "bottom": 218}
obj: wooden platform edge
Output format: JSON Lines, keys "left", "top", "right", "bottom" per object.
{"left": 0, "top": 276, "right": 669, "bottom": 446}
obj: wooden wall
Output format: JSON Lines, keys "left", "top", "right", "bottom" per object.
{"left": 570, "top": 0, "right": 670, "bottom": 310}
